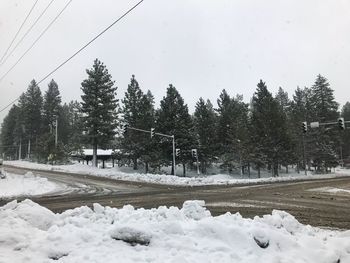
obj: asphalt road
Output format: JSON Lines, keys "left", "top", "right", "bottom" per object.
{"left": 2, "top": 165, "right": 350, "bottom": 229}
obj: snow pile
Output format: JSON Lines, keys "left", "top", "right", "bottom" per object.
{"left": 0, "top": 200, "right": 349, "bottom": 263}
{"left": 0, "top": 172, "right": 65, "bottom": 198}
{"left": 310, "top": 187, "right": 350, "bottom": 194}
{"left": 5, "top": 160, "right": 350, "bottom": 186}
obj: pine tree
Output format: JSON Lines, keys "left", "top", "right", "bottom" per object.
{"left": 17, "top": 80, "right": 43, "bottom": 159}
{"left": 194, "top": 98, "right": 217, "bottom": 173}
{"left": 275, "top": 87, "right": 295, "bottom": 172}
{"left": 250, "top": 80, "right": 292, "bottom": 176}
{"left": 121, "top": 75, "right": 145, "bottom": 170}
{"left": 216, "top": 90, "right": 249, "bottom": 174}
{"left": 43, "top": 79, "right": 61, "bottom": 130}
{"left": 289, "top": 87, "right": 309, "bottom": 172}
{"left": 65, "top": 101, "right": 84, "bottom": 154}
{"left": 81, "top": 59, "right": 119, "bottom": 167}
{"left": 308, "top": 75, "right": 339, "bottom": 172}
{"left": 121, "top": 75, "right": 156, "bottom": 172}
{"left": 138, "top": 90, "right": 157, "bottom": 172}
{"left": 35, "top": 79, "right": 64, "bottom": 162}
{"left": 156, "top": 84, "right": 196, "bottom": 176}
{"left": 0, "top": 105, "right": 20, "bottom": 159}
{"left": 275, "top": 87, "right": 290, "bottom": 111}
{"left": 340, "top": 102, "right": 350, "bottom": 161}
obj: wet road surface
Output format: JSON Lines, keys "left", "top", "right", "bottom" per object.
{"left": 2, "top": 165, "right": 350, "bottom": 229}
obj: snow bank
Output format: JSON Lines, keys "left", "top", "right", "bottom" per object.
{"left": 0, "top": 200, "right": 349, "bottom": 263}
{"left": 5, "top": 160, "right": 350, "bottom": 187}
{"left": 0, "top": 172, "right": 65, "bottom": 198}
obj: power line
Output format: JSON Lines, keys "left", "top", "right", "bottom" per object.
{"left": 0, "top": 0, "right": 145, "bottom": 114}
{"left": 0, "top": 0, "right": 56, "bottom": 68}
{"left": 0, "top": 0, "right": 39, "bottom": 65}
{"left": 0, "top": 0, "right": 73, "bottom": 84}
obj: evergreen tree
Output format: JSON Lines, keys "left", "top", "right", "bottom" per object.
{"left": 43, "top": 79, "right": 61, "bottom": 130}
{"left": 156, "top": 84, "right": 196, "bottom": 176}
{"left": 138, "top": 90, "right": 157, "bottom": 172}
{"left": 275, "top": 87, "right": 295, "bottom": 172}
{"left": 80, "top": 59, "right": 119, "bottom": 167}
{"left": 194, "top": 98, "right": 217, "bottom": 173}
{"left": 17, "top": 80, "right": 43, "bottom": 159}
{"left": 0, "top": 105, "right": 20, "bottom": 159}
{"left": 36, "top": 79, "right": 63, "bottom": 162}
{"left": 65, "top": 101, "right": 84, "bottom": 154}
{"left": 216, "top": 90, "right": 249, "bottom": 174}
{"left": 289, "top": 87, "right": 310, "bottom": 172}
{"left": 340, "top": 102, "right": 350, "bottom": 162}
{"left": 308, "top": 75, "right": 339, "bottom": 172}
{"left": 250, "top": 80, "right": 292, "bottom": 176}
{"left": 121, "top": 75, "right": 156, "bottom": 172}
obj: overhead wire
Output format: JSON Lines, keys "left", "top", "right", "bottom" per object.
{"left": 0, "top": 0, "right": 56, "bottom": 68}
{"left": 0, "top": 0, "right": 73, "bottom": 84}
{"left": 0, "top": 0, "right": 39, "bottom": 64}
{"left": 0, "top": 0, "right": 145, "bottom": 114}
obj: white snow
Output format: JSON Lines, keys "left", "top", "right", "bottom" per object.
{"left": 82, "top": 149, "right": 114, "bottom": 156}
{"left": 309, "top": 187, "right": 350, "bottom": 194}
{"left": 0, "top": 172, "right": 65, "bottom": 198}
{"left": 0, "top": 199, "right": 349, "bottom": 263}
{"left": 5, "top": 160, "right": 350, "bottom": 187}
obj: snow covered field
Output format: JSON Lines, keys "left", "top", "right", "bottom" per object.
{"left": 0, "top": 199, "right": 349, "bottom": 263}
{"left": 4, "top": 160, "right": 350, "bottom": 187}
{"left": 0, "top": 171, "right": 65, "bottom": 198}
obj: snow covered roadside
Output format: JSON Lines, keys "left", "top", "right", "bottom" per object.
{"left": 0, "top": 172, "right": 66, "bottom": 198}
{"left": 4, "top": 160, "right": 350, "bottom": 187}
{"left": 0, "top": 200, "right": 349, "bottom": 263}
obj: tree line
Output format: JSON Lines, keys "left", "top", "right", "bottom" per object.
{"left": 1, "top": 58, "right": 349, "bottom": 176}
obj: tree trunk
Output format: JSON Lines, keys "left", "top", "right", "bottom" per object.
{"left": 93, "top": 141, "right": 98, "bottom": 167}
{"left": 182, "top": 163, "right": 186, "bottom": 177}
{"left": 171, "top": 160, "right": 174, "bottom": 175}
{"left": 248, "top": 162, "right": 251, "bottom": 178}
{"left": 133, "top": 157, "right": 138, "bottom": 170}
{"left": 102, "top": 159, "right": 105, "bottom": 169}
{"left": 286, "top": 165, "right": 289, "bottom": 174}
{"left": 112, "top": 158, "right": 115, "bottom": 167}
{"left": 273, "top": 162, "right": 279, "bottom": 177}
{"left": 145, "top": 162, "right": 149, "bottom": 173}
{"left": 257, "top": 166, "right": 261, "bottom": 178}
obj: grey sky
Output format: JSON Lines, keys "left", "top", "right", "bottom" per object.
{"left": 0, "top": 0, "right": 350, "bottom": 123}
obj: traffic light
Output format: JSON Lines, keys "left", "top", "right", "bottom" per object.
{"left": 191, "top": 149, "right": 197, "bottom": 158}
{"left": 150, "top": 128, "right": 155, "bottom": 138}
{"left": 175, "top": 148, "right": 180, "bottom": 156}
{"left": 338, "top": 118, "right": 345, "bottom": 130}
{"left": 123, "top": 124, "right": 129, "bottom": 133}
{"left": 301, "top": 122, "right": 307, "bottom": 133}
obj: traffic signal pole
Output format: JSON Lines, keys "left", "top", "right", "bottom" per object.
{"left": 172, "top": 135, "right": 176, "bottom": 176}
{"left": 302, "top": 134, "right": 307, "bottom": 175}
{"left": 125, "top": 126, "right": 176, "bottom": 176}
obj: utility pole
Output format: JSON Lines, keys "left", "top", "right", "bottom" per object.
{"left": 55, "top": 117, "right": 58, "bottom": 147}
{"left": 27, "top": 139, "right": 31, "bottom": 159}
{"left": 18, "top": 138, "right": 22, "bottom": 160}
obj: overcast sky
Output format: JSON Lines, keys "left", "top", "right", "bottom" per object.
{"left": 0, "top": 0, "right": 350, "bottom": 123}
